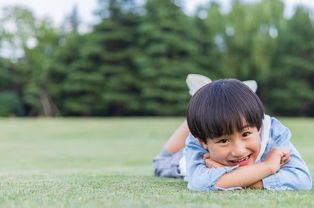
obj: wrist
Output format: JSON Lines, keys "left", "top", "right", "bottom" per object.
{"left": 261, "top": 161, "right": 277, "bottom": 175}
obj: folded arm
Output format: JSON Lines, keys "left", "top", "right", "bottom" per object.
{"left": 211, "top": 147, "right": 290, "bottom": 189}
{"left": 261, "top": 118, "right": 312, "bottom": 190}
{"left": 185, "top": 119, "right": 312, "bottom": 191}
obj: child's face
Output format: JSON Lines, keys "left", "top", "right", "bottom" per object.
{"left": 200, "top": 125, "right": 261, "bottom": 167}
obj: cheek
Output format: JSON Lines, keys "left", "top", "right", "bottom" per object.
{"left": 250, "top": 136, "right": 261, "bottom": 153}
{"left": 208, "top": 146, "right": 227, "bottom": 161}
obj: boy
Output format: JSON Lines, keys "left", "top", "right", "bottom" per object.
{"left": 153, "top": 76, "right": 312, "bottom": 191}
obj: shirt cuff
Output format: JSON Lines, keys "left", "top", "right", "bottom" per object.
{"left": 262, "top": 173, "right": 290, "bottom": 190}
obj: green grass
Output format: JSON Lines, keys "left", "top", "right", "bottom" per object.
{"left": 0, "top": 117, "right": 313, "bottom": 207}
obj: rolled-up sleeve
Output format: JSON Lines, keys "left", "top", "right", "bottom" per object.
{"left": 262, "top": 118, "right": 312, "bottom": 190}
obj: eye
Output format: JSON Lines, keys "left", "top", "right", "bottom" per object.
{"left": 242, "top": 131, "right": 252, "bottom": 137}
{"left": 217, "top": 138, "right": 229, "bottom": 144}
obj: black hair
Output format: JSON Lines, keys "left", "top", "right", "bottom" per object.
{"left": 187, "top": 79, "right": 264, "bottom": 143}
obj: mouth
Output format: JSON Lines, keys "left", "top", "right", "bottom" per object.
{"left": 229, "top": 154, "right": 251, "bottom": 166}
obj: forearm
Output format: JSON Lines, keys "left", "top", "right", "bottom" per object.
{"left": 164, "top": 120, "right": 189, "bottom": 153}
{"left": 248, "top": 180, "right": 264, "bottom": 189}
{"left": 216, "top": 163, "right": 272, "bottom": 188}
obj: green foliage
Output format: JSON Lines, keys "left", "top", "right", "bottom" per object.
{"left": 21, "top": 19, "right": 61, "bottom": 116}
{"left": 96, "top": 11, "right": 141, "bottom": 115}
{"left": 0, "top": 91, "right": 24, "bottom": 116}
{"left": 0, "top": 0, "right": 314, "bottom": 116}
{"left": 0, "top": 6, "right": 61, "bottom": 116}
{"left": 268, "top": 6, "right": 314, "bottom": 116}
{"left": 53, "top": 32, "right": 105, "bottom": 116}
{"left": 136, "top": 0, "right": 199, "bottom": 115}
{"left": 0, "top": 58, "right": 13, "bottom": 90}
{"left": 59, "top": 0, "right": 142, "bottom": 116}
{"left": 192, "top": 2, "right": 225, "bottom": 79}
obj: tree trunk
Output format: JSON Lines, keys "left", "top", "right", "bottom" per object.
{"left": 39, "top": 91, "right": 61, "bottom": 117}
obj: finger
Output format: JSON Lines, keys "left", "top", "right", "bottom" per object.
{"left": 212, "top": 164, "right": 220, "bottom": 168}
{"left": 280, "top": 158, "right": 285, "bottom": 166}
{"left": 283, "top": 152, "right": 291, "bottom": 160}
{"left": 205, "top": 159, "right": 219, "bottom": 168}
{"left": 204, "top": 159, "right": 211, "bottom": 167}
{"left": 280, "top": 154, "right": 290, "bottom": 166}
{"left": 205, "top": 161, "right": 214, "bottom": 168}
{"left": 285, "top": 154, "right": 291, "bottom": 163}
{"left": 281, "top": 160, "right": 288, "bottom": 166}
{"left": 280, "top": 155, "right": 286, "bottom": 166}
{"left": 203, "top": 153, "right": 211, "bottom": 160}
{"left": 210, "top": 161, "right": 225, "bottom": 168}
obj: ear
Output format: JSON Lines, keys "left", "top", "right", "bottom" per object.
{"left": 197, "top": 138, "right": 208, "bottom": 150}
{"left": 242, "top": 80, "right": 257, "bottom": 93}
{"left": 258, "top": 125, "right": 262, "bottom": 134}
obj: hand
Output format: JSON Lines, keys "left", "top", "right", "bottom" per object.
{"left": 203, "top": 153, "right": 226, "bottom": 168}
{"left": 280, "top": 151, "right": 290, "bottom": 166}
{"left": 263, "top": 147, "right": 290, "bottom": 174}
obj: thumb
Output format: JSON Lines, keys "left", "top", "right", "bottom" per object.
{"left": 203, "top": 153, "right": 211, "bottom": 160}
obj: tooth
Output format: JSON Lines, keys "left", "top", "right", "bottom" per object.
{"left": 236, "top": 157, "right": 248, "bottom": 162}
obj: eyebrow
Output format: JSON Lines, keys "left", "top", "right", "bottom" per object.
{"left": 211, "top": 124, "right": 252, "bottom": 140}
{"left": 240, "top": 124, "right": 251, "bottom": 131}
{"left": 212, "top": 137, "right": 227, "bottom": 142}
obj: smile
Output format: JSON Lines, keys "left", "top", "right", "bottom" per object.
{"left": 229, "top": 154, "right": 251, "bottom": 166}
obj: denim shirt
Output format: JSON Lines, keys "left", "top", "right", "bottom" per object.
{"left": 185, "top": 117, "right": 313, "bottom": 191}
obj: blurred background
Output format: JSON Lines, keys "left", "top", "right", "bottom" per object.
{"left": 0, "top": 0, "right": 313, "bottom": 117}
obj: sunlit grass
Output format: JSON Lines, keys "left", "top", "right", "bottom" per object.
{"left": 0, "top": 117, "right": 313, "bottom": 207}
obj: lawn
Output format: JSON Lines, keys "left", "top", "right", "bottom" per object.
{"left": 0, "top": 117, "right": 313, "bottom": 207}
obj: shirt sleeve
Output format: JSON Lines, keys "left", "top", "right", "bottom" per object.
{"left": 262, "top": 118, "right": 313, "bottom": 190}
{"left": 185, "top": 134, "right": 241, "bottom": 191}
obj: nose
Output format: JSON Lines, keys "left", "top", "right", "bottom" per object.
{"left": 230, "top": 140, "right": 247, "bottom": 158}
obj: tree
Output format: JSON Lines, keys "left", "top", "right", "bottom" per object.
{"left": 268, "top": 7, "right": 314, "bottom": 116}
{"left": 20, "top": 19, "right": 61, "bottom": 116}
{"left": 0, "top": 58, "right": 24, "bottom": 116}
{"left": 195, "top": 1, "right": 226, "bottom": 79}
{"left": 95, "top": 2, "right": 141, "bottom": 115}
{"left": 58, "top": 0, "right": 141, "bottom": 115}
{"left": 0, "top": 6, "right": 60, "bottom": 116}
{"left": 137, "top": 0, "right": 199, "bottom": 115}
{"left": 212, "top": 0, "right": 287, "bottom": 110}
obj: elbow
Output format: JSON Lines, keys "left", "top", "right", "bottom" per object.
{"left": 303, "top": 181, "right": 313, "bottom": 190}
{"left": 294, "top": 171, "right": 313, "bottom": 190}
{"left": 297, "top": 176, "right": 312, "bottom": 190}
{"left": 187, "top": 169, "right": 224, "bottom": 191}
{"left": 187, "top": 169, "right": 215, "bottom": 191}
{"left": 284, "top": 172, "right": 313, "bottom": 190}
{"left": 188, "top": 176, "right": 209, "bottom": 191}
{"left": 290, "top": 180, "right": 312, "bottom": 190}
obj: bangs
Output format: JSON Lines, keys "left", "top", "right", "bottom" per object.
{"left": 203, "top": 105, "right": 262, "bottom": 139}
{"left": 187, "top": 79, "right": 264, "bottom": 142}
